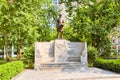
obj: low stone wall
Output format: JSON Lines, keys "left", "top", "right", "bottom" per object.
{"left": 34, "top": 39, "right": 87, "bottom": 70}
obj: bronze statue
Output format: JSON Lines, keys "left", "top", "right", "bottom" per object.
{"left": 56, "top": 3, "right": 65, "bottom": 39}
{"left": 56, "top": 14, "right": 64, "bottom": 39}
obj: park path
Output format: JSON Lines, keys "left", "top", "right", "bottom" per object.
{"left": 11, "top": 67, "right": 120, "bottom": 80}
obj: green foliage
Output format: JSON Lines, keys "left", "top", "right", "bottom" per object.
{"left": 23, "top": 45, "right": 34, "bottom": 69}
{"left": 37, "top": 1, "right": 58, "bottom": 41}
{"left": 0, "top": 0, "right": 58, "bottom": 60}
{"left": 94, "top": 59, "right": 120, "bottom": 73}
{"left": 23, "top": 46, "right": 34, "bottom": 60}
{"left": 103, "top": 50, "right": 120, "bottom": 59}
{"left": 0, "top": 58, "right": 6, "bottom": 65}
{"left": 111, "top": 50, "right": 118, "bottom": 57}
{"left": 21, "top": 0, "right": 58, "bottom": 67}
{"left": 88, "top": 46, "right": 98, "bottom": 65}
{"left": 65, "top": 0, "right": 120, "bottom": 57}
{"left": 100, "top": 39, "right": 111, "bottom": 58}
{"left": 0, "top": 61, "right": 23, "bottom": 80}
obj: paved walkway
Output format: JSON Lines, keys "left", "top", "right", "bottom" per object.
{"left": 11, "top": 67, "right": 120, "bottom": 80}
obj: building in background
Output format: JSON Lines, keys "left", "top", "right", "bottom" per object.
{"left": 111, "top": 27, "right": 120, "bottom": 54}
{"left": 111, "top": 36, "right": 120, "bottom": 54}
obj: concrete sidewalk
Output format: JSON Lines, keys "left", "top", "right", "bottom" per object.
{"left": 11, "top": 67, "right": 120, "bottom": 80}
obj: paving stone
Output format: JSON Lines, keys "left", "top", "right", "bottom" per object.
{"left": 11, "top": 67, "right": 120, "bottom": 80}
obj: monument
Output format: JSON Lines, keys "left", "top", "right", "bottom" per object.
{"left": 34, "top": 2, "right": 88, "bottom": 70}
{"left": 34, "top": 40, "right": 87, "bottom": 70}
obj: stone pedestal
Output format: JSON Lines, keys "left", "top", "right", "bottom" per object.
{"left": 34, "top": 39, "right": 87, "bottom": 70}
{"left": 54, "top": 40, "right": 68, "bottom": 62}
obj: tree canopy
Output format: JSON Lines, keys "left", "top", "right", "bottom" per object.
{"left": 64, "top": 0, "right": 120, "bottom": 57}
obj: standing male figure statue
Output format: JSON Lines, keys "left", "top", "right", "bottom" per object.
{"left": 56, "top": 3, "right": 65, "bottom": 39}
{"left": 56, "top": 14, "right": 64, "bottom": 39}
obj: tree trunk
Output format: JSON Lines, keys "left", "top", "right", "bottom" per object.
{"left": 17, "top": 39, "right": 22, "bottom": 60}
{"left": 3, "top": 35, "right": 9, "bottom": 62}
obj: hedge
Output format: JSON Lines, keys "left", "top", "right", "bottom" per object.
{"left": 0, "top": 61, "right": 24, "bottom": 80}
{"left": 93, "top": 59, "right": 120, "bottom": 73}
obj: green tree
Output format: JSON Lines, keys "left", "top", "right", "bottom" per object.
{"left": 64, "top": 0, "right": 120, "bottom": 57}
{"left": 0, "top": 0, "right": 40, "bottom": 60}
{"left": 0, "top": 0, "right": 14, "bottom": 61}
{"left": 37, "top": 1, "right": 58, "bottom": 41}
{"left": 7, "top": 0, "right": 40, "bottom": 60}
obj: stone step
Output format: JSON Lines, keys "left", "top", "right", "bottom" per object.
{"left": 41, "top": 62, "right": 83, "bottom": 66}
{"left": 37, "top": 62, "right": 85, "bottom": 71}
{"left": 40, "top": 64, "right": 83, "bottom": 67}
{"left": 38, "top": 66, "right": 86, "bottom": 71}
{"left": 38, "top": 67, "right": 63, "bottom": 71}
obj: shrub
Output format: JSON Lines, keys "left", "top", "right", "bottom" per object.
{"left": 88, "top": 46, "right": 98, "bottom": 63}
{"left": 0, "top": 61, "right": 23, "bottom": 80}
{"left": 94, "top": 59, "right": 120, "bottom": 73}
{"left": 23, "top": 45, "right": 34, "bottom": 69}
{"left": 100, "top": 41, "right": 111, "bottom": 58}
